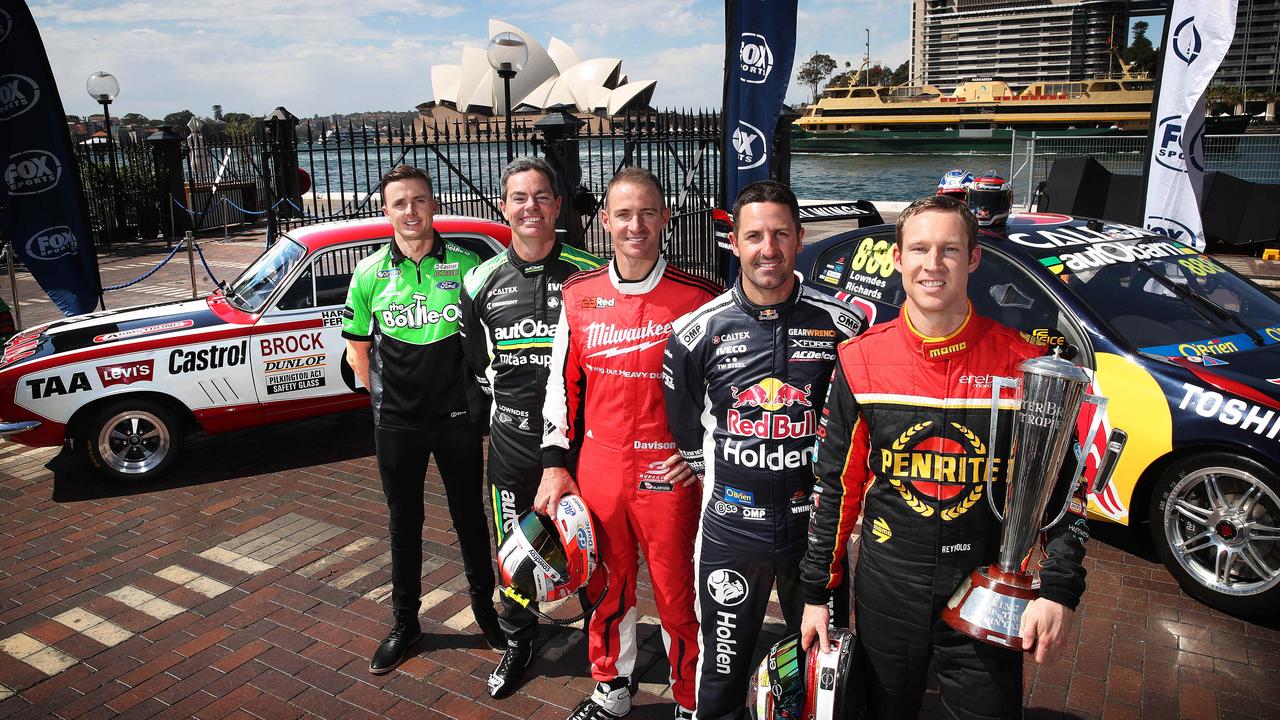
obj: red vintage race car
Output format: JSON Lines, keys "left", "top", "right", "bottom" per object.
{"left": 0, "top": 215, "right": 511, "bottom": 481}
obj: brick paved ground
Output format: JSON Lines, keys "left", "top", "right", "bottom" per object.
{"left": 1, "top": 228, "right": 1279, "bottom": 719}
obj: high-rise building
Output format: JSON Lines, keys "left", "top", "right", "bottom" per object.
{"left": 910, "top": 1, "right": 1131, "bottom": 91}
{"left": 1216, "top": 0, "right": 1280, "bottom": 96}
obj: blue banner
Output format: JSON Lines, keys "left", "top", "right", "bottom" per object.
{"left": 0, "top": 0, "right": 102, "bottom": 316}
{"left": 721, "top": 0, "right": 797, "bottom": 209}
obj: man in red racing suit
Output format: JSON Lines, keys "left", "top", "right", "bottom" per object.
{"left": 799, "top": 195, "right": 1089, "bottom": 720}
{"left": 540, "top": 168, "right": 720, "bottom": 720}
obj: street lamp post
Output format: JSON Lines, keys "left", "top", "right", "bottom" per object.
{"left": 86, "top": 71, "right": 122, "bottom": 237}
{"left": 486, "top": 32, "right": 529, "bottom": 164}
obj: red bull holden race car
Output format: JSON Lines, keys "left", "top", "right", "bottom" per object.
{"left": 0, "top": 216, "right": 510, "bottom": 482}
{"left": 798, "top": 212, "right": 1280, "bottom": 616}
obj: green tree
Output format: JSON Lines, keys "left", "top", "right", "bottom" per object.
{"left": 120, "top": 112, "right": 151, "bottom": 126}
{"left": 797, "top": 52, "right": 838, "bottom": 103}
{"left": 1127, "top": 21, "right": 1157, "bottom": 75}
{"left": 890, "top": 60, "right": 910, "bottom": 86}
{"left": 222, "top": 112, "right": 256, "bottom": 140}
{"left": 211, "top": 104, "right": 223, "bottom": 121}
{"left": 163, "top": 109, "right": 195, "bottom": 128}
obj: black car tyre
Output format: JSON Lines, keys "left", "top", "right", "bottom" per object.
{"left": 1149, "top": 452, "right": 1280, "bottom": 616}
{"left": 84, "top": 398, "right": 184, "bottom": 482}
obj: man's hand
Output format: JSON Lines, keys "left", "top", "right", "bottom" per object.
{"left": 1020, "top": 598, "right": 1074, "bottom": 665}
{"left": 535, "top": 467, "right": 580, "bottom": 516}
{"left": 661, "top": 453, "right": 697, "bottom": 487}
{"left": 799, "top": 603, "right": 831, "bottom": 654}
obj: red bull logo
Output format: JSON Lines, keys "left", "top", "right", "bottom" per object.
{"left": 730, "top": 377, "right": 811, "bottom": 411}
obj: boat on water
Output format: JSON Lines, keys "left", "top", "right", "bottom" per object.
{"left": 793, "top": 63, "right": 1155, "bottom": 153}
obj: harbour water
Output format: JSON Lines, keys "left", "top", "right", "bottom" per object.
{"left": 789, "top": 152, "right": 1014, "bottom": 202}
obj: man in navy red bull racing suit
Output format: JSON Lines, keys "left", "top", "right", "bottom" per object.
{"left": 664, "top": 181, "right": 864, "bottom": 720}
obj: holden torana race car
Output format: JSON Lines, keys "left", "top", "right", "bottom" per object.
{"left": 0, "top": 215, "right": 510, "bottom": 482}
{"left": 799, "top": 212, "right": 1280, "bottom": 615}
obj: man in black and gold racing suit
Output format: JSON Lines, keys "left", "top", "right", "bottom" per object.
{"left": 799, "top": 194, "right": 1089, "bottom": 720}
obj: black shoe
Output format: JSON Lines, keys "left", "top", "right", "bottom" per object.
{"left": 486, "top": 639, "right": 533, "bottom": 699}
{"left": 368, "top": 615, "right": 422, "bottom": 675}
{"left": 474, "top": 607, "right": 506, "bottom": 651}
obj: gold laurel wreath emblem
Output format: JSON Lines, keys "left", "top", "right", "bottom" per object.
{"left": 941, "top": 422, "right": 988, "bottom": 521}
{"left": 888, "top": 421, "right": 934, "bottom": 517}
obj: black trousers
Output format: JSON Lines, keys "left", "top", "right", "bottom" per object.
{"left": 375, "top": 423, "right": 494, "bottom": 618}
{"left": 485, "top": 425, "right": 543, "bottom": 642}
{"left": 694, "top": 531, "right": 851, "bottom": 720}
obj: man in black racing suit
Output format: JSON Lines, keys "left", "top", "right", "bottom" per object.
{"left": 663, "top": 181, "right": 864, "bottom": 720}
{"left": 798, "top": 195, "right": 1089, "bottom": 720}
{"left": 459, "top": 156, "right": 602, "bottom": 699}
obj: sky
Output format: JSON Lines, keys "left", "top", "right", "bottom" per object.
{"left": 34, "top": 1, "right": 1161, "bottom": 121}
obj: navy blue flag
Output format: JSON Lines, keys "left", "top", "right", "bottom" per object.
{"left": 721, "top": 0, "right": 798, "bottom": 208}
{"left": 0, "top": 0, "right": 102, "bottom": 316}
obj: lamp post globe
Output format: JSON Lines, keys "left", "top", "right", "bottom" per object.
{"left": 85, "top": 70, "right": 119, "bottom": 104}
{"left": 486, "top": 32, "right": 528, "bottom": 163}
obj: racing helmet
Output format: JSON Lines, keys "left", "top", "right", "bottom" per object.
{"left": 936, "top": 169, "right": 973, "bottom": 198}
{"left": 497, "top": 494, "right": 599, "bottom": 604}
{"left": 748, "top": 628, "right": 858, "bottom": 720}
{"left": 967, "top": 173, "right": 1013, "bottom": 226}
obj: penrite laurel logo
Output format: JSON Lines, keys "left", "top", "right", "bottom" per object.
{"left": 1172, "top": 16, "right": 1202, "bottom": 65}
{"left": 738, "top": 33, "right": 773, "bottom": 84}
{"left": 732, "top": 120, "right": 767, "bottom": 170}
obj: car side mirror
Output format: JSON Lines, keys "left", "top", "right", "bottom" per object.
{"left": 1090, "top": 428, "right": 1128, "bottom": 495}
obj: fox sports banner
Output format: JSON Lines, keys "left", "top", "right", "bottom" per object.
{"left": 1141, "top": 0, "right": 1237, "bottom": 251}
{"left": 721, "top": 0, "right": 797, "bottom": 208}
{"left": 0, "top": 0, "right": 102, "bottom": 316}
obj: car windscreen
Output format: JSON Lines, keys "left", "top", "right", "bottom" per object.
{"left": 1060, "top": 248, "right": 1280, "bottom": 358}
{"left": 223, "top": 239, "right": 307, "bottom": 313}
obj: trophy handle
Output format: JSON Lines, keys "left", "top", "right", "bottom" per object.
{"left": 1043, "top": 393, "right": 1109, "bottom": 530}
{"left": 986, "top": 376, "right": 1021, "bottom": 522}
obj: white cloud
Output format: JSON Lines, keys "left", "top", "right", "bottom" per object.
{"left": 635, "top": 43, "right": 724, "bottom": 109}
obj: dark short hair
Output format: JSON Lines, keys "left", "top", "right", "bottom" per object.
{"left": 894, "top": 194, "right": 979, "bottom": 252}
{"left": 604, "top": 167, "right": 665, "bottom": 209}
{"left": 379, "top": 165, "right": 433, "bottom": 204}
{"left": 500, "top": 156, "right": 559, "bottom": 200}
{"left": 731, "top": 180, "right": 801, "bottom": 231}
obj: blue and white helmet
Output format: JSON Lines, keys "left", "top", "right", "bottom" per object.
{"left": 936, "top": 169, "right": 974, "bottom": 197}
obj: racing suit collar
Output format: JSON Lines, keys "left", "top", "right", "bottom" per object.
{"left": 507, "top": 238, "right": 563, "bottom": 276}
{"left": 609, "top": 256, "right": 666, "bottom": 295}
{"left": 389, "top": 230, "right": 446, "bottom": 265}
{"left": 731, "top": 272, "right": 802, "bottom": 322}
{"left": 898, "top": 302, "right": 979, "bottom": 362}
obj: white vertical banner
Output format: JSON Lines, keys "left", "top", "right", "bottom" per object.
{"left": 1142, "top": 0, "right": 1237, "bottom": 251}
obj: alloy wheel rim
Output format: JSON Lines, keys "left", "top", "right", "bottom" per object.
{"left": 1163, "top": 465, "right": 1280, "bottom": 597}
{"left": 96, "top": 410, "right": 170, "bottom": 475}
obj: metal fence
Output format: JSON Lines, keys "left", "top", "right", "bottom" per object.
{"left": 283, "top": 112, "right": 722, "bottom": 279}
{"left": 73, "top": 139, "right": 166, "bottom": 242}
{"left": 1008, "top": 132, "right": 1280, "bottom": 207}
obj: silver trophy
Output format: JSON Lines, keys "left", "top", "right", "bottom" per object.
{"left": 942, "top": 351, "right": 1124, "bottom": 649}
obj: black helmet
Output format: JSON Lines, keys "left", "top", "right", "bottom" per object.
{"left": 967, "top": 174, "right": 1013, "bottom": 227}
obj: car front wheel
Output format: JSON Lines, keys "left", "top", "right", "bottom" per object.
{"left": 84, "top": 399, "right": 184, "bottom": 482}
{"left": 1149, "top": 452, "right": 1280, "bottom": 615}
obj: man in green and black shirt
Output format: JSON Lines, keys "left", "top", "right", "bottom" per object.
{"left": 343, "top": 165, "right": 503, "bottom": 675}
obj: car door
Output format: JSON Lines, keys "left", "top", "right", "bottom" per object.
{"left": 253, "top": 240, "right": 382, "bottom": 422}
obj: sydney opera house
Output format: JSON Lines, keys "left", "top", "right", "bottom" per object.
{"left": 416, "top": 19, "right": 657, "bottom": 135}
